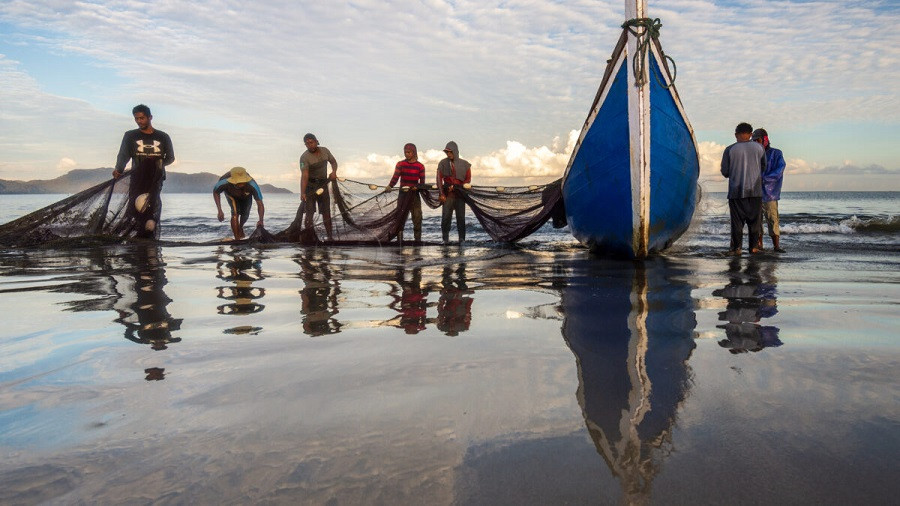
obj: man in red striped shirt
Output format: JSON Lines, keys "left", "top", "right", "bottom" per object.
{"left": 387, "top": 143, "right": 426, "bottom": 243}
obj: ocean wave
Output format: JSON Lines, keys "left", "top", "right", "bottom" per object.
{"left": 841, "top": 215, "right": 900, "bottom": 234}
{"left": 692, "top": 215, "right": 899, "bottom": 236}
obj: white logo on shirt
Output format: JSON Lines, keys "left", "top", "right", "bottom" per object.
{"left": 136, "top": 140, "right": 161, "bottom": 154}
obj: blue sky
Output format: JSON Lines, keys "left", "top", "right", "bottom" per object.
{"left": 1, "top": 0, "right": 898, "bottom": 191}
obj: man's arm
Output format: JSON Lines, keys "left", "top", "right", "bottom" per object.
{"left": 214, "top": 192, "right": 225, "bottom": 222}
{"left": 113, "top": 132, "right": 131, "bottom": 177}
{"left": 770, "top": 150, "right": 786, "bottom": 179}
{"left": 162, "top": 133, "right": 175, "bottom": 166}
{"left": 300, "top": 168, "right": 309, "bottom": 202}
{"left": 463, "top": 162, "right": 471, "bottom": 184}
{"left": 328, "top": 150, "right": 338, "bottom": 180}
{"left": 256, "top": 198, "right": 265, "bottom": 228}
{"left": 436, "top": 163, "right": 446, "bottom": 201}
{"left": 720, "top": 146, "right": 730, "bottom": 178}
{"left": 388, "top": 163, "right": 401, "bottom": 187}
{"left": 213, "top": 181, "right": 226, "bottom": 222}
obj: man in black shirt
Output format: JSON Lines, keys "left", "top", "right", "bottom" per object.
{"left": 113, "top": 104, "right": 175, "bottom": 239}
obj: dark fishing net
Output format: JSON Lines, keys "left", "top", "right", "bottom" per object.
{"left": 273, "top": 178, "right": 566, "bottom": 245}
{"left": 0, "top": 168, "right": 164, "bottom": 248}
{"left": 1, "top": 174, "right": 566, "bottom": 248}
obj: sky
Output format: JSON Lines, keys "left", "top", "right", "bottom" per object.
{"left": 1, "top": 0, "right": 898, "bottom": 192}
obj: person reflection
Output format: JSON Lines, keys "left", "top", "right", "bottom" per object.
{"left": 388, "top": 266, "right": 429, "bottom": 334}
{"left": 114, "top": 244, "right": 182, "bottom": 353}
{"left": 714, "top": 257, "right": 782, "bottom": 353}
{"left": 560, "top": 260, "right": 696, "bottom": 504}
{"left": 216, "top": 252, "right": 266, "bottom": 316}
{"left": 436, "top": 263, "right": 473, "bottom": 336}
{"left": 296, "top": 250, "right": 341, "bottom": 336}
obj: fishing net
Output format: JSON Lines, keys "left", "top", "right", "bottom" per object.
{"left": 273, "top": 178, "right": 566, "bottom": 245}
{"left": 0, "top": 174, "right": 566, "bottom": 247}
{"left": 0, "top": 168, "right": 164, "bottom": 248}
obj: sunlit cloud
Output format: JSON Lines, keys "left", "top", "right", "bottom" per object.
{"left": 56, "top": 157, "right": 77, "bottom": 172}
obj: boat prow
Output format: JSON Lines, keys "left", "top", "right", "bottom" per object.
{"left": 562, "top": 1, "right": 699, "bottom": 258}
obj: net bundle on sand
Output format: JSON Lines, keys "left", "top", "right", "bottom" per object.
{"left": 0, "top": 176, "right": 566, "bottom": 248}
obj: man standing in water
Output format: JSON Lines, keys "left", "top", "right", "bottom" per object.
{"left": 752, "top": 128, "right": 787, "bottom": 253}
{"left": 299, "top": 133, "right": 338, "bottom": 241}
{"left": 112, "top": 104, "right": 175, "bottom": 239}
{"left": 437, "top": 141, "right": 472, "bottom": 244}
{"left": 213, "top": 166, "right": 265, "bottom": 241}
{"left": 720, "top": 122, "right": 766, "bottom": 255}
{"left": 387, "top": 143, "right": 426, "bottom": 243}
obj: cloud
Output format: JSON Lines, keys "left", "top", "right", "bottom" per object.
{"left": 56, "top": 157, "right": 77, "bottom": 172}
{"left": 812, "top": 161, "right": 896, "bottom": 175}
{"left": 337, "top": 131, "right": 578, "bottom": 185}
{"left": 0, "top": 0, "right": 898, "bottom": 189}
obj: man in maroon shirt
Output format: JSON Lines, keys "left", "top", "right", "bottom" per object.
{"left": 387, "top": 143, "right": 426, "bottom": 243}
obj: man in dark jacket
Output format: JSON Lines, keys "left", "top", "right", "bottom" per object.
{"left": 720, "top": 122, "right": 766, "bottom": 255}
{"left": 436, "top": 141, "right": 472, "bottom": 244}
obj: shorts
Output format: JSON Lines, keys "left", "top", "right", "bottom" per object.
{"left": 305, "top": 179, "right": 331, "bottom": 213}
{"left": 226, "top": 194, "right": 253, "bottom": 226}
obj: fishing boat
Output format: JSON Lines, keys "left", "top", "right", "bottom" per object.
{"left": 562, "top": 0, "right": 699, "bottom": 258}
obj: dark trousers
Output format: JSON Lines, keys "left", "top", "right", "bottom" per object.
{"left": 728, "top": 197, "right": 762, "bottom": 251}
{"left": 441, "top": 192, "right": 466, "bottom": 242}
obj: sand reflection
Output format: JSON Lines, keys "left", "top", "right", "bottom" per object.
{"left": 387, "top": 266, "right": 430, "bottom": 334}
{"left": 437, "top": 263, "right": 474, "bottom": 336}
{"left": 295, "top": 249, "right": 342, "bottom": 336}
{"left": 714, "top": 256, "right": 782, "bottom": 354}
{"left": 216, "top": 249, "right": 266, "bottom": 317}
{"left": 561, "top": 259, "right": 696, "bottom": 504}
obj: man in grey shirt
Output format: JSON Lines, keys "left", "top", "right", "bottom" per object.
{"left": 721, "top": 122, "right": 767, "bottom": 255}
{"left": 299, "top": 133, "right": 338, "bottom": 241}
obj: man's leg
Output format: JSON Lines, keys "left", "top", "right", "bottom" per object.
{"left": 320, "top": 193, "right": 334, "bottom": 241}
{"left": 727, "top": 199, "right": 743, "bottom": 252}
{"left": 746, "top": 197, "right": 763, "bottom": 253}
{"left": 455, "top": 196, "right": 466, "bottom": 242}
{"left": 767, "top": 200, "right": 783, "bottom": 251}
{"left": 411, "top": 195, "right": 423, "bottom": 243}
{"left": 441, "top": 195, "right": 453, "bottom": 243}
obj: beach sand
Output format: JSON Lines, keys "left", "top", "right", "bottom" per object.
{"left": 0, "top": 243, "right": 898, "bottom": 504}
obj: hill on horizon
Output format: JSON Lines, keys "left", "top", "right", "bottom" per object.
{"left": 0, "top": 168, "right": 294, "bottom": 195}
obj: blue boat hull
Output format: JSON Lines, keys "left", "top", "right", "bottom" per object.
{"left": 563, "top": 36, "right": 699, "bottom": 257}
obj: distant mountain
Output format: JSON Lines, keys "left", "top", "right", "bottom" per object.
{"left": 0, "top": 168, "right": 294, "bottom": 194}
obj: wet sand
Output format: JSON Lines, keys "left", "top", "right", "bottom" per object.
{"left": 0, "top": 244, "right": 898, "bottom": 504}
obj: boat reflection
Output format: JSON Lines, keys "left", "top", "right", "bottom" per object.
{"left": 714, "top": 257, "right": 782, "bottom": 354}
{"left": 560, "top": 259, "right": 696, "bottom": 504}
{"left": 216, "top": 249, "right": 266, "bottom": 316}
{"left": 295, "top": 249, "right": 342, "bottom": 336}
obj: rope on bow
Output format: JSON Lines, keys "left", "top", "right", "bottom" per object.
{"left": 621, "top": 17, "right": 677, "bottom": 89}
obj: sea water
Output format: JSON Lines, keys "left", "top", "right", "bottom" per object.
{"left": 0, "top": 190, "right": 897, "bottom": 503}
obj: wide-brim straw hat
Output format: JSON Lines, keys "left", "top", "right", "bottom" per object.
{"left": 227, "top": 166, "right": 252, "bottom": 184}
